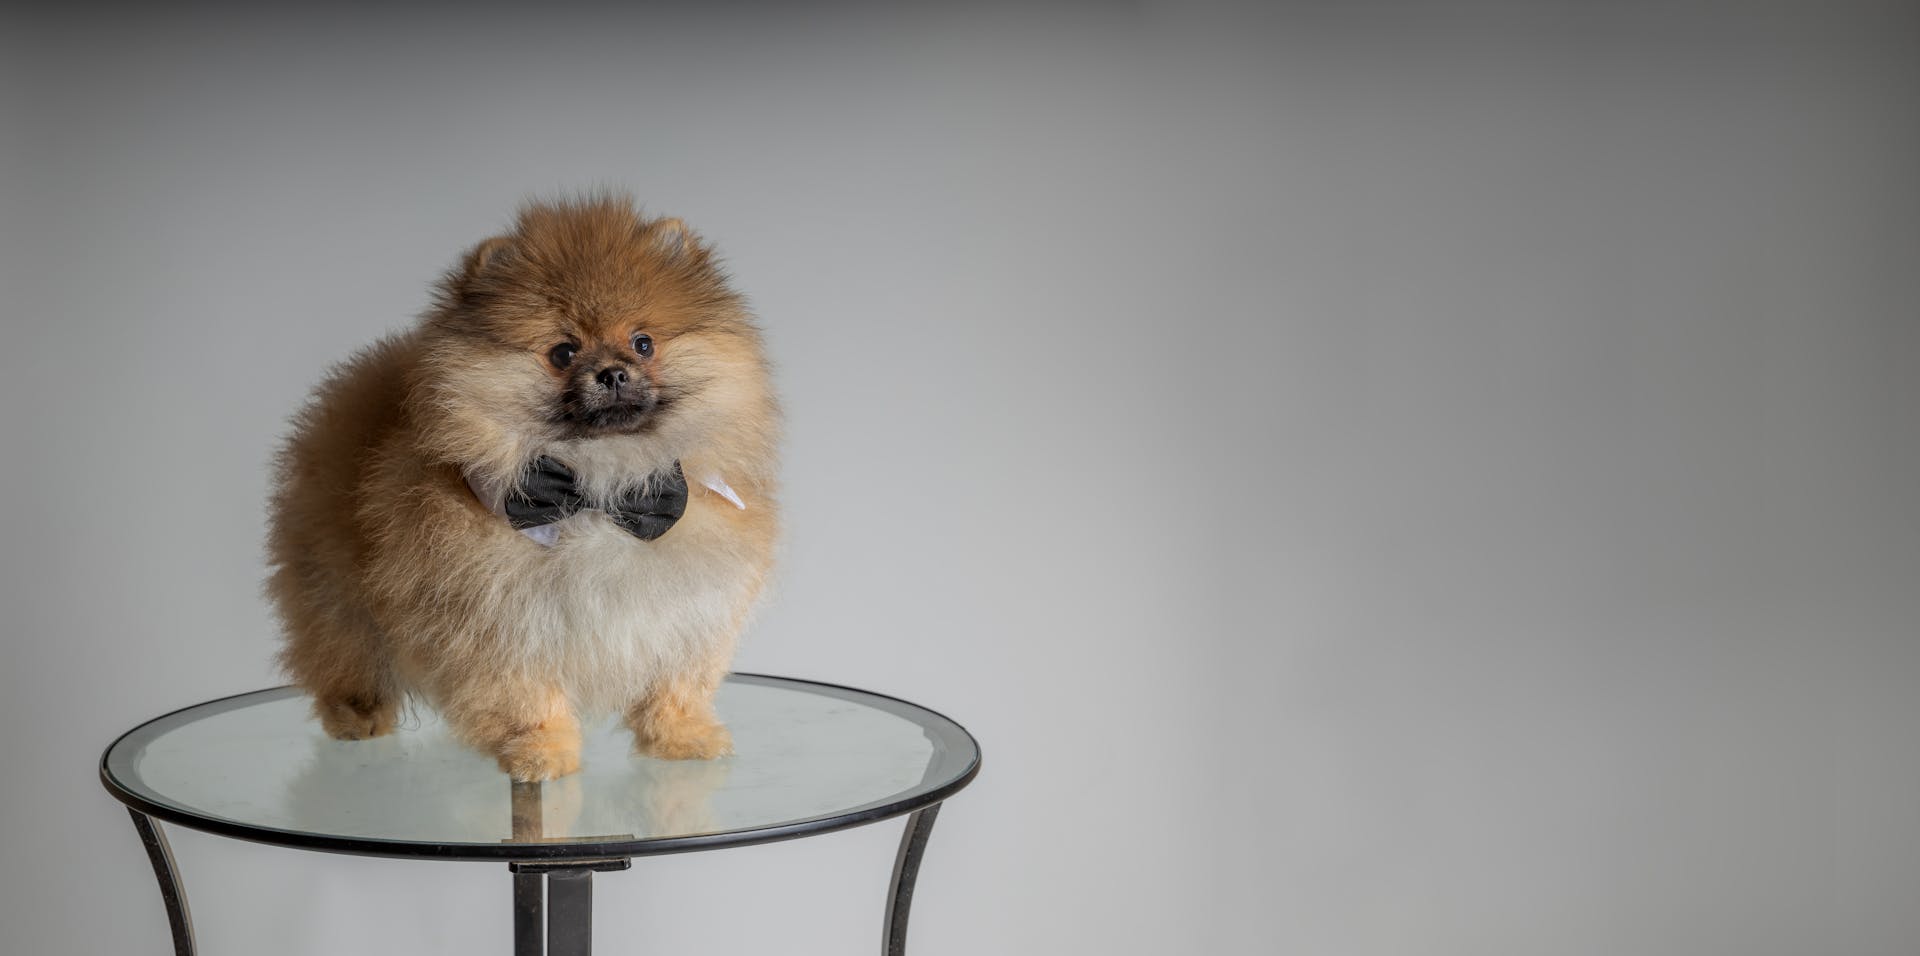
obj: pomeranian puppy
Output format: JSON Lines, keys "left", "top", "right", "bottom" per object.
{"left": 267, "top": 196, "right": 779, "bottom": 781}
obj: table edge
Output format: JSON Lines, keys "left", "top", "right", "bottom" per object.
{"left": 98, "top": 672, "right": 981, "bottom": 863}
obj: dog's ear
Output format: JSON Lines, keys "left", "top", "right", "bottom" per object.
{"left": 463, "top": 235, "right": 516, "bottom": 279}
{"left": 447, "top": 235, "right": 517, "bottom": 305}
{"left": 647, "top": 217, "right": 704, "bottom": 260}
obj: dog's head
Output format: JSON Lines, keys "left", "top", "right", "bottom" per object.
{"left": 412, "top": 195, "right": 775, "bottom": 487}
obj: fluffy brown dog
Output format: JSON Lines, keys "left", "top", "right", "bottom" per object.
{"left": 267, "top": 196, "right": 779, "bottom": 781}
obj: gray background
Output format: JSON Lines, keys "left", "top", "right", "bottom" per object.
{"left": 4, "top": 3, "right": 1917, "bottom": 954}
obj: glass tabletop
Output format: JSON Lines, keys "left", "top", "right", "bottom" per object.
{"left": 100, "top": 674, "right": 979, "bottom": 861}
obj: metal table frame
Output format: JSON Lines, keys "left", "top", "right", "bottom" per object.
{"left": 103, "top": 676, "right": 979, "bottom": 956}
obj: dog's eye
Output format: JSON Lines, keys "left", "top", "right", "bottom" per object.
{"left": 631, "top": 333, "right": 653, "bottom": 358}
{"left": 548, "top": 343, "right": 578, "bottom": 370}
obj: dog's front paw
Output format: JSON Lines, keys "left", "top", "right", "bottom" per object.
{"left": 315, "top": 694, "right": 398, "bottom": 741}
{"left": 634, "top": 719, "right": 733, "bottom": 761}
{"left": 497, "top": 726, "right": 583, "bottom": 782}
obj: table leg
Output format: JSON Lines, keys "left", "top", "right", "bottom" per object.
{"left": 510, "top": 859, "right": 625, "bottom": 955}
{"left": 513, "top": 869, "right": 544, "bottom": 956}
{"left": 546, "top": 870, "right": 593, "bottom": 956}
{"left": 883, "top": 803, "right": 942, "bottom": 956}
{"left": 128, "top": 808, "right": 197, "bottom": 956}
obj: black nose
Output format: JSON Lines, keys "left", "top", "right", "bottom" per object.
{"left": 596, "top": 366, "right": 630, "bottom": 390}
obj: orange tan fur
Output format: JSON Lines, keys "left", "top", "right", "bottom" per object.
{"left": 267, "top": 196, "right": 779, "bottom": 781}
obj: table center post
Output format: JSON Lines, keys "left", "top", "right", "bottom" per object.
{"left": 508, "top": 778, "right": 631, "bottom": 955}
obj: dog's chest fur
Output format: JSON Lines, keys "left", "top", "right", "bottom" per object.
{"left": 476, "top": 480, "right": 756, "bottom": 713}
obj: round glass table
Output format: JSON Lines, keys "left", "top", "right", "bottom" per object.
{"left": 99, "top": 673, "right": 981, "bottom": 956}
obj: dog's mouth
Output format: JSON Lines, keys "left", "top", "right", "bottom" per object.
{"left": 557, "top": 392, "right": 665, "bottom": 435}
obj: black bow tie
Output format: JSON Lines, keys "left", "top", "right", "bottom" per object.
{"left": 503, "top": 456, "right": 689, "bottom": 541}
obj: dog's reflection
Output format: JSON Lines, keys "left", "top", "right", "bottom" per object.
{"left": 283, "top": 722, "right": 732, "bottom": 843}
{"left": 508, "top": 755, "right": 732, "bottom": 842}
